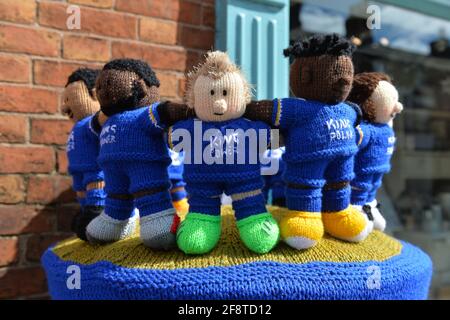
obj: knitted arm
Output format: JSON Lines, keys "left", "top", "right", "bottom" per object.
{"left": 156, "top": 101, "right": 195, "bottom": 128}
{"left": 245, "top": 98, "right": 300, "bottom": 129}
{"left": 244, "top": 100, "right": 274, "bottom": 124}
{"left": 356, "top": 122, "right": 371, "bottom": 149}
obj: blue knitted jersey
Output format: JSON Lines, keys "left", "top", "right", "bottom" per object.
{"left": 169, "top": 118, "right": 270, "bottom": 182}
{"left": 98, "top": 104, "right": 170, "bottom": 165}
{"left": 272, "top": 98, "right": 359, "bottom": 162}
{"left": 355, "top": 122, "right": 396, "bottom": 174}
{"left": 67, "top": 115, "right": 101, "bottom": 174}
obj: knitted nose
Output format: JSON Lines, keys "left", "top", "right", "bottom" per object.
{"left": 213, "top": 99, "right": 227, "bottom": 115}
{"left": 395, "top": 102, "right": 403, "bottom": 113}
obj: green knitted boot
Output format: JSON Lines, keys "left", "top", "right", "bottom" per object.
{"left": 236, "top": 213, "right": 280, "bottom": 254}
{"left": 176, "top": 213, "right": 221, "bottom": 254}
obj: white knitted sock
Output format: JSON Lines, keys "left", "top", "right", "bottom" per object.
{"left": 369, "top": 199, "right": 386, "bottom": 231}
{"left": 86, "top": 211, "right": 137, "bottom": 244}
{"left": 140, "top": 208, "right": 177, "bottom": 250}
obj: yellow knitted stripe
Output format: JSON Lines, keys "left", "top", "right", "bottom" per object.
{"left": 167, "top": 126, "right": 174, "bottom": 149}
{"left": 274, "top": 99, "right": 282, "bottom": 127}
{"left": 52, "top": 206, "right": 402, "bottom": 269}
{"left": 356, "top": 125, "right": 364, "bottom": 146}
{"left": 148, "top": 106, "right": 158, "bottom": 127}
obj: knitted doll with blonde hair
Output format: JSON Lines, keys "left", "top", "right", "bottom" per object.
{"left": 245, "top": 34, "right": 372, "bottom": 249}
{"left": 63, "top": 68, "right": 106, "bottom": 241}
{"left": 171, "top": 51, "right": 280, "bottom": 254}
{"left": 348, "top": 72, "right": 403, "bottom": 231}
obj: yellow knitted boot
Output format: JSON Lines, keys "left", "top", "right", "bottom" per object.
{"left": 279, "top": 211, "right": 324, "bottom": 250}
{"left": 322, "top": 205, "right": 372, "bottom": 242}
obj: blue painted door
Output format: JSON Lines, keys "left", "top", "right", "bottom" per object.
{"left": 215, "top": 0, "right": 290, "bottom": 100}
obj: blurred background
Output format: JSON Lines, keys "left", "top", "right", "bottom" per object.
{"left": 0, "top": 0, "right": 449, "bottom": 299}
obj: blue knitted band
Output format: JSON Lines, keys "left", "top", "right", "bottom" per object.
{"left": 322, "top": 186, "right": 351, "bottom": 212}
{"left": 271, "top": 183, "right": 286, "bottom": 201}
{"left": 351, "top": 189, "right": 368, "bottom": 206}
{"left": 232, "top": 193, "right": 267, "bottom": 220}
{"left": 84, "top": 189, "right": 106, "bottom": 207}
{"left": 105, "top": 197, "right": 135, "bottom": 220}
{"left": 170, "top": 188, "right": 187, "bottom": 202}
{"left": 83, "top": 171, "right": 105, "bottom": 187}
{"left": 286, "top": 187, "right": 322, "bottom": 212}
{"left": 189, "top": 195, "right": 221, "bottom": 216}
{"left": 134, "top": 191, "right": 173, "bottom": 218}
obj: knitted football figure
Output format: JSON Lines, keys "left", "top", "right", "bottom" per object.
{"left": 348, "top": 72, "right": 403, "bottom": 231}
{"left": 86, "top": 59, "right": 191, "bottom": 249}
{"left": 245, "top": 34, "right": 372, "bottom": 249}
{"left": 62, "top": 68, "right": 106, "bottom": 241}
{"left": 171, "top": 51, "right": 280, "bottom": 254}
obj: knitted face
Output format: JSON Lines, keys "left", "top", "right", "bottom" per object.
{"left": 186, "top": 51, "right": 252, "bottom": 122}
{"left": 290, "top": 55, "right": 354, "bottom": 104}
{"left": 62, "top": 80, "right": 100, "bottom": 122}
{"left": 96, "top": 69, "right": 160, "bottom": 115}
{"left": 369, "top": 81, "right": 403, "bottom": 124}
{"left": 193, "top": 72, "right": 247, "bottom": 122}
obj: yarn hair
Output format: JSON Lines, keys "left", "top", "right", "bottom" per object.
{"left": 66, "top": 68, "right": 100, "bottom": 97}
{"left": 284, "top": 34, "right": 356, "bottom": 58}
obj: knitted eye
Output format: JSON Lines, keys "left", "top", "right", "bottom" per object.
{"left": 210, "top": 90, "right": 215, "bottom": 95}
{"left": 223, "top": 90, "right": 227, "bottom": 96}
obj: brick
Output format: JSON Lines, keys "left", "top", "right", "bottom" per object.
{"left": 57, "top": 149, "right": 68, "bottom": 174}
{"left": 0, "top": 267, "right": 47, "bottom": 299}
{"left": 38, "top": 1, "right": 67, "bottom": 30}
{"left": 0, "top": 54, "right": 30, "bottom": 83}
{"left": 139, "top": 17, "right": 177, "bottom": 45}
{"left": 33, "top": 60, "right": 94, "bottom": 87}
{"left": 63, "top": 35, "right": 110, "bottom": 62}
{"left": 0, "top": 85, "right": 58, "bottom": 114}
{"left": 27, "top": 175, "right": 75, "bottom": 204}
{"left": 26, "top": 234, "right": 71, "bottom": 262}
{"left": 179, "top": 1, "right": 202, "bottom": 25}
{"left": 112, "top": 42, "right": 187, "bottom": 72}
{"left": 0, "top": 25, "right": 60, "bottom": 57}
{"left": 0, "top": 237, "right": 19, "bottom": 267}
{"left": 0, "top": 175, "right": 25, "bottom": 204}
{"left": 115, "top": 0, "right": 180, "bottom": 20}
{"left": 0, "top": 205, "right": 54, "bottom": 235}
{"left": 39, "top": 1, "right": 137, "bottom": 38}
{"left": 179, "top": 25, "right": 214, "bottom": 50}
{"left": 0, "top": 146, "right": 55, "bottom": 174}
{"left": 202, "top": 5, "right": 215, "bottom": 28}
{"left": 0, "top": 0, "right": 36, "bottom": 24}
{"left": 68, "top": 0, "right": 114, "bottom": 9}
{"left": 31, "top": 119, "right": 73, "bottom": 145}
{"left": 157, "top": 72, "right": 179, "bottom": 99}
{"left": 0, "top": 114, "right": 27, "bottom": 143}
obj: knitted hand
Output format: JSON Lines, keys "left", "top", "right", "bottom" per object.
{"left": 244, "top": 100, "right": 273, "bottom": 124}
{"left": 157, "top": 101, "right": 196, "bottom": 127}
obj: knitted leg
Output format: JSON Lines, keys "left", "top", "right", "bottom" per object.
{"left": 73, "top": 188, "right": 106, "bottom": 241}
{"left": 170, "top": 179, "right": 189, "bottom": 217}
{"left": 368, "top": 173, "right": 386, "bottom": 231}
{"left": 232, "top": 191, "right": 279, "bottom": 254}
{"left": 322, "top": 157, "right": 371, "bottom": 242}
{"left": 177, "top": 182, "right": 222, "bottom": 255}
{"left": 86, "top": 164, "right": 136, "bottom": 244}
{"left": 135, "top": 190, "right": 177, "bottom": 250}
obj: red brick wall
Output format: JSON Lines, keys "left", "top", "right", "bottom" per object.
{"left": 0, "top": 0, "right": 215, "bottom": 299}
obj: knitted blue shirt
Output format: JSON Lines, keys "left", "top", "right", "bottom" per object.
{"left": 67, "top": 115, "right": 102, "bottom": 174}
{"left": 169, "top": 118, "right": 270, "bottom": 182}
{"left": 98, "top": 104, "right": 170, "bottom": 165}
{"left": 354, "top": 122, "right": 396, "bottom": 174}
{"left": 272, "top": 98, "right": 359, "bottom": 162}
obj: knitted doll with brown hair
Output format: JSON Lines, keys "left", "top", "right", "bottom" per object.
{"left": 348, "top": 72, "right": 403, "bottom": 231}
{"left": 85, "top": 59, "right": 192, "bottom": 249}
{"left": 172, "top": 51, "right": 280, "bottom": 254}
{"left": 245, "top": 34, "right": 372, "bottom": 249}
{"left": 63, "top": 68, "right": 106, "bottom": 241}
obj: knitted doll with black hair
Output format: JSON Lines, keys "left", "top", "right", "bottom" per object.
{"left": 245, "top": 34, "right": 372, "bottom": 249}
{"left": 63, "top": 68, "right": 106, "bottom": 241}
{"left": 347, "top": 72, "right": 403, "bottom": 231}
{"left": 85, "top": 59, "right": 192, "bottom": 249}
{"left": 172, "top": 51, "right": 280, "bottom": 254}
